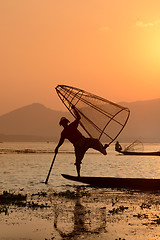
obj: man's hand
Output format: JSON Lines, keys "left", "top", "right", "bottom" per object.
{"left": 55, "top": 146, "right": 59, "bottom": 154}
{"left": 104, "top": 144, "right": 109, "bottom": 149}
{"left": 71, "top": 104, "right": 81, "bottom": 120}
{"left": 71, "top": 104, "right": 75, "bottom": 109}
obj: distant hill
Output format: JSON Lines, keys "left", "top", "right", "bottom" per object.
{"left": 0, "top": 103, "right": 71, "bottom": 142}
{"left": 0, "top": 99, "right": 160, "bottom": 142}
{"left": 118, "top": 98, "right": 160, "bottom": 143}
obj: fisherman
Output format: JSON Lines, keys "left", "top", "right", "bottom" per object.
{"left": 115, "top": 141, "right": 122, "bottom": 152}
{"left": 55, "top": 105, "right": 108, "bottom": 177}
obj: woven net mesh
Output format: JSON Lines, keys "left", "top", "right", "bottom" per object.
{"left": 56, "top": 85, "right": 130, "bottom": 145}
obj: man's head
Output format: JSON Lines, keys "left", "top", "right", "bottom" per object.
{"left": 59, "top": 117, "right": 70, "bottom": 126}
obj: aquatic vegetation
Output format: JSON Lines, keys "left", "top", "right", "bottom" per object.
{"left": 133, "top": 213, "right": 148, "bottom": 219}
{"left": 31, "top": 191, "right": 47, "bottom": 197}
{"left": 115, "top": 238, "right": 126, "bottom": 240}
{"left": 0, "top": 206, "right": 8, "bottom": 215}
{"left": 0, "top": 148, "right": 54, "bottom": 154}
{"left": 0, "top": 191, "right": 27, "bottom": 206}
{"left": 151, "top": 215, "right": 160, "bottom": 225}
{"left": 0, "top": 191, "right": 51, "bottom": 210}
{"left": 53, "top": 190, "right": 79, "bottom": 199}
{"left": 140, "top": 202, "right": 151, "bottom": 209}
{"left": 27, "top": 201, "right": 50, "bottom": 209}
{"left": 112, "top": 197, "right": 119, "bottom": 206}
{"left": 53, "top": 189, "right": 90, "bottom": 199}
{"left": 109, "top": 205, "right": 129, "bottom": 215}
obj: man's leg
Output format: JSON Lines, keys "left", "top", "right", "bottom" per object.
{"left": 86, "top": 138, "right": 107, "bottom": 155}
{"left": 75, "top": 147, "right": 86, "bottom": 177}
{"left": 76, "top": 164, "right": 81, "bottom": 177}
{"left": 75, "top": 155, "right": 83, "bottom": 177}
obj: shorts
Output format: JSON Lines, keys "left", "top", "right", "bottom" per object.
{"left": 74, "top": 137, "right": 106, "bottom": 166}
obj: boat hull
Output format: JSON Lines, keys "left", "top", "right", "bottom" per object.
{"left": 117, "top": 150, "right": 160, "bottom": 156}
{"left": 62, "top": 174, "right": 160, "bottom": 191}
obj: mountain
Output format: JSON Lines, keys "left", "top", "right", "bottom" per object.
{"left": 118, "top": 98, "right": 160, "bottom": 142}
{"left": 0, "top": 103, "right": 71, "bottom": 142}
{"left": 0, "top": 99, "right": 160, "bottom": 142}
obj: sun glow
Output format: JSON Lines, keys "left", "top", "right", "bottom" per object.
{"left": 0, "top": 1, "right": 160, "bottom": 115}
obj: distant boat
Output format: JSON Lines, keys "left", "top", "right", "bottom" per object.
{"left": 115, "top": 140, "right": 160, "bottom": 156}
{"left": 62, "top": 174, "right": 160, "bottom": 191}
{"left": 116, "top": 149, "right": 160, "bottom": 156}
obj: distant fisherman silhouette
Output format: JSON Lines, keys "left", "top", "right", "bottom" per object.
{"left": 55, "top": 105, "right": 108, "bottom": 177}
{"left": 115, "top": 141, "right": 122, "bottom": 152}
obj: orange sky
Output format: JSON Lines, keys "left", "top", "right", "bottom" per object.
{"left": 0, "top": 0, "right": 160, "bottom": 115}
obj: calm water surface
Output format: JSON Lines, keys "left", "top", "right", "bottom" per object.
{"left": 0, "top": 142, "right": 160, "bottom": 191}
{"left": 1, "top": 142, "right": 160, "bottom": 240}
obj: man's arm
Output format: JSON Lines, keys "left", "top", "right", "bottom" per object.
{"left": 71, "top": 105, "right": 81, "bottom": 121}
{"left": 55, "top": 135, "right": 64, "bottom": 154}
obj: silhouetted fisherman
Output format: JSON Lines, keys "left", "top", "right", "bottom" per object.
{"left": 115, "top": 141, "right": 122, "bottom": 152}
{"left": 55, "top": 105, "right": 108, "bottom": 177}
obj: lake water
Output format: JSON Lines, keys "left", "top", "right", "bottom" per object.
{"left": 1, "top": 142, "right": 160, "bottom": 192}
{"left": 1, "top": 142, "right": 160, "bottom": 240}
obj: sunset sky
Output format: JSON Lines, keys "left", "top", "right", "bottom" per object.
{"left": 0, "top": 0, "right": 160, "bottom": 115}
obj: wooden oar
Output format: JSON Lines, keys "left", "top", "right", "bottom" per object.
{"left": 45, "top": 152, "right": 57, "bottom": 184}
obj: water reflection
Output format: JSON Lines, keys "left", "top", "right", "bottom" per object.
{"left": 54, "top": 187, "right": 107, "bottom": 239}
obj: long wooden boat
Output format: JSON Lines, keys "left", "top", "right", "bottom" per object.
{"left": 62, "top": 174, "right": 160, "bottom": 191}
{"left": 116, "top": 149, "right": 160, "bottom": 156}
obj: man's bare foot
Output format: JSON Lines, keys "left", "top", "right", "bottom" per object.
{"left": 104, "top": 144, "right": 109, "bottom": 149}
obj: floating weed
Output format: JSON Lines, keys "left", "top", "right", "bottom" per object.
{"left": 44, "top": 237, "right": 55, "bottom": 240}
{"left": 112, "top": 197, "right": 119, "bottom": 206}
{"left": 133, "top": 213, "right": 148, "bottom": 219}
{"left": 31, "top": 191, "right": 47, "bottom": 197}
{"left": 0, "top": 191, "right": 51, "bottom": 211}
{"left": 109, "top": 205, "right": 128, "bottom": 215}
{"left": 115, "top": 238, "right": 126, "bottom": 240}
{"left": 0, "top": 206, "right": 8, "bottom": 215}
{"left": 53, "top": 190, "right": 78, "bottom": 199}
{"left": 27, "top": 201, "right": 50, "bottom": 209}
{"left": 0, "top": 191, "right": 27, "bottom": 205}
{"left": 140, "top": 202, "right": 151, "bottom": 210}
{"left": 53, "top": 189, "right": 90, "bottom": 199}
{"left": 151, "top": 215, "right": 160, "bottom": 225}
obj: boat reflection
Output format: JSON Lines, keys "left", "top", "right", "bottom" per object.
{"left": 54, "top": 187, "right": 107, "bottom": 239}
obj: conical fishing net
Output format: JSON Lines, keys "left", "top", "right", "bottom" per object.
{"left": 56, "top": 85, "right": 130, "bottom": 145}
{"left": 124, "top": 140, "right": 144, "bottom": 152}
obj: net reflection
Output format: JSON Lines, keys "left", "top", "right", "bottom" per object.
{"left": 53, "top": 187, "right": 107, "bottom": 239}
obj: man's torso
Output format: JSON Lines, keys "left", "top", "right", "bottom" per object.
{"left": 61, "top": 120, "right": 83, "bottom": 145}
